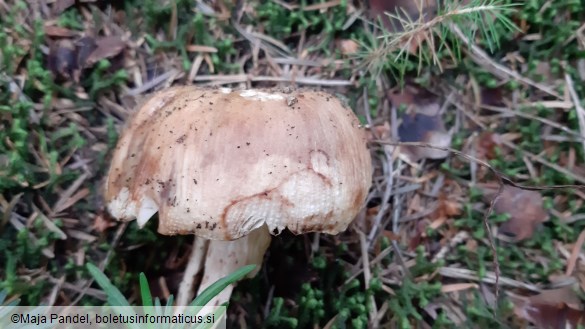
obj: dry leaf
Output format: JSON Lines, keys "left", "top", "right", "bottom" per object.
{"left": 432, "top": 192, "right": 462, "bottom": 220}
{"left": 44, "top": 25, "right": 78, "bottom": 37}
{"left": 479, "top": 87, "right": 505, "bottom": 107}
{"left": 84, "top": 36, "right": 126, "bottom": 67}
{"left": 382, "top": 230, "right": 401, "bottom": 241}
{"left": 476, "top": 131, "right": 503, "bottom": 160}
{"left": 387, "top": 86, "right": 440, "bottom": 115}
{"left": 336, "top": 39, "right": 359, "bottom": 55}
{"left": 513, "top": 287, "right": 585, "bottom": 329}
{"left": 398, "top": 112, "right": 452, "bottom": 161}
{"left": 92, "top": 212, "right": 116, "bottom": 233}
{"left": 75, "top": 36, "right": 98, "bottom": 68}
{"left": 485, "top": 185, "right": 549, "bottom": 241}
{"left": 48, "top": 39, "right": 77, "bottom": 80}
{"left": 53, "top": 0, "right": 75, "bottom": 14}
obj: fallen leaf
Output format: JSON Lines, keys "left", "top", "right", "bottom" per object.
{"left": 387, "top": 85, "right": 440, "bottom": 115}
{"left": 441, "top": 283, "right": 478, "bottom": 293}
{"left": 512, "top": 286, "right": 585, "bottom": 329}
{"left": 484, "top": 185, "right": 549, "bottom": 241}
{"left": 47, "top": 39, "right": 77, "bottom": 80}
{"left": 398, "top": 112, "right": 452, "bottom": 161}
{"left": 44, "top": 25, "right": 78, "bottom": 37}
{"left": 366, "top": 121, "right": 391, "bottom": 141}
{"left": 92, "top": 212, "right": 116, "bottom": 233}
{"left": 475, "top": 131, "right": 503, "bottom": 160}
{"left": 336, "top": 39, "right": 360, "bottom": 55}
{"left": 408, "top": 219, "right": 429, "bottom": 251}
{"left": 382, "top": 230, "right": 401, "bottom": 241}
{"left": 84, "top": 36, "right": 127, "bottom": 67}
{"left": 53, "top": 0, "right": 75, "bottom": 14}
{"left": 75, "top": 36, "right": 98, "bottom": 68}
{"left": 432, "top": 192, "right": 462, "bottom": 220}
{"left": 479, "top": 87, "right": 505, "bottom": 107}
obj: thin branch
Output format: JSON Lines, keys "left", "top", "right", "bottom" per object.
{"left": 564, "top": 72, "right": 585, "bottom": 162}
{"left": 372, "top": 140, "right": 585, "bottom": 310}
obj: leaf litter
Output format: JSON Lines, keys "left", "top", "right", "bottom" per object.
{"left": 482, "top": 184, "right": 549, "bottom": 241}
{"left": 3, "top": 0, "right": 585, "bottom": 327}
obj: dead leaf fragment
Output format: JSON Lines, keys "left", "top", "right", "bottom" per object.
{"left": 512, "top": 287, "right": 585, "bottom": 329}
{"left": 476, "top": 131, "right": 503, "bottom": 160}
{"left": 479, "top": 87, "right": 505, "bottom": 107}
{"left": 75, "top": 36, "right": 98, "bottom": 68}
{"left": 84, "top": 36, "right": 126, "bottom": 67}
{"left": 53, "top": 0, "right": 75, "bottom": 14}
{"left": 398, "top": 112, "right": 452, "bottom": 161}
{"left": 48, "top": 39, "right": 77, "bottom": 80}
{"left": 44, "top": 25, "right": 78, "bottom": 37}
{"left": 387, "top": 86, "right": 440, "bottom": 115}
{"left": 93, "top": 212, "right": 116, "bottom": 233}
{"left": 432, "top": 192, "right": 462, "bottom": 220}
{"left": 337, "top": 39, "right": 359, "bottom": 55}
{"left": 485, "top": 185, "right": 549, "bottom": 241}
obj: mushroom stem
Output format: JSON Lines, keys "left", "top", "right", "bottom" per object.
{"left": 196, "top": 225, "right": 272, "bottom": 307}
{"left": 176, "top": 237, "right": 209, "bottom": 306}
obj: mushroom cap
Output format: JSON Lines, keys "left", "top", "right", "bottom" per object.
{"left": 105, "top": 87, "right": 372, "bottom": 240}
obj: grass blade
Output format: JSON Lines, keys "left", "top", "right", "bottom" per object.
{"left": 139, "top": 273, "right": 153, "bottom": 307}
{"left": 86, "top": 263, "right": 130, "bottom": 306}
{"left": 189, "top": 264, "right": 256, "bottom": 307}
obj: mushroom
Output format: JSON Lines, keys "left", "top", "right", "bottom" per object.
{"left": 104, "top": 86, "right": 372, "bottom": 306}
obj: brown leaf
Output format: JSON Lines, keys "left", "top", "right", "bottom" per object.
{"left": 44, "top": 25, "right": 78, "bottom": 37}
{"left": 480, "top": 87, "right": 505, "bottom": 107}
{"left": 475, "top": 131, "right": 503, "bottom": 160}
{"left": 92, "top": 212, "right": 116, "bottom": 233}
{"left": 387, "top": 85, "right": 440, "bottom": 115}
{"left": 336, "top": 39, "right": 359, "bottom": 55}
{"left": 432, "top": 192, "right": 462, "bottom": 220}
{"left": 366, "top": 121, "right": 391, "bottom": 141}
{"left": 398, "top": 112, "right": 452, "bottom": 161}
{"left": 485, "top": 185, "right": 549, "bottom": 241}
{"left": 53, "top": 0, "right": 75, "bottom": 14}
{"left": 513, "top": 287, "right": 585, "bottom": 329}
{"left": 84, "top": 36, "right": 126, "bottom": 67}
{"left": 75, "top": 36, "right": 98, "bottom": 68}
{"left": 47, "top": 39, "right": 77, "bottom": 80}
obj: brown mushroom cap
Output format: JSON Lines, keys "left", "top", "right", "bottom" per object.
{"left": 105, "top": 87, "right": 372, "bottom": 240}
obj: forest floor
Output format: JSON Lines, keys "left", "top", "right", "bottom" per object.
{"left": 1, "top": 0, "right": 585, "bottom": 328}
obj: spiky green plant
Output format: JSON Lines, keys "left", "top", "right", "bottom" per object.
{"left": 356, "top": 0, "right": 518, "bottom": 79}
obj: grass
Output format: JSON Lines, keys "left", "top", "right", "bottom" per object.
{"left": 1, "top": 0, "right": 585, "bottom": 328}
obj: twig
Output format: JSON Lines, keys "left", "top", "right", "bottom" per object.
{"left": 450, "top": 24, "right": 561, "bottom": 99}
{"left": 372, "top": 140, "right": 585, "bottom": 310}
{"left": 71, "top": 222, "right": 128, "bottom": 305}
{"left": 566, "top": 228, "right": 585, "bottom": 276}
{"left": 192, "top": 74, "right": 353, "bottom": 86}
{"left": 501, "top": 140, "right": 585, "bottom": 185}
{"left": 439, "top": 267, "right": 541, "bottom": 292}
{"left": 358, "top": 230, "right": 378, "bottom": 326}
{"left": 564, "top": 72, "right": 585, "bottom": 161}
{"left": 375, "top": 141, "right": 585, "bottom": 191}
{"left": 481, "top": 105, "right": 585, "bottom": 141}
{"left": 125, "top": 69, "right": 181, "bottom": 96}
